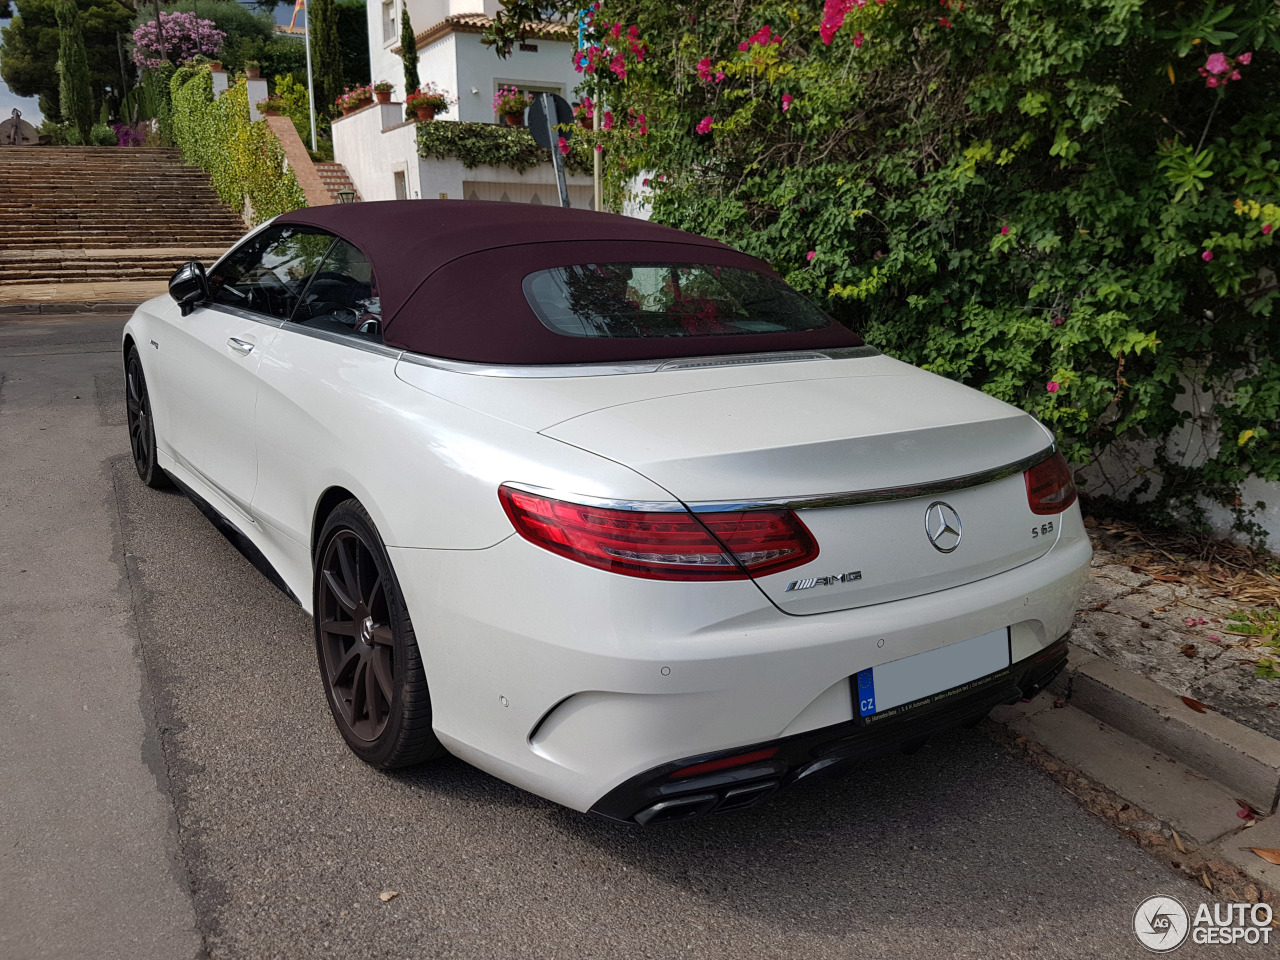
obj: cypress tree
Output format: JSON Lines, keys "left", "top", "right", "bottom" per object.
{"left": 400, "top": 7, "right": 418, "bottom": 99}
{"left": 310, "top": 0, "right": 342, "bottom": 117}
{"left": 55, "top": 0, "right": 93, "bottom": 144}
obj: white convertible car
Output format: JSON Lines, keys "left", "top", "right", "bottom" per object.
{"left": 124, "top": 201, "right": 1090, "bottom": 825}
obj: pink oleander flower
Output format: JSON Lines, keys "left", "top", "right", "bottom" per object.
{"left": 558, "top": 136, "right": 569, "bottom": 156}
{"left": 1202, "top": 250, "right": 1214, "bottom": 262}
{"left": 782, "top": 94, "right": 794, "bottom": 111}
{"left": 1046, "top": 381, "right": 1060, "bottom": 394}
{"left": 806, "top": 250, "right": 816, "bottom": 261}
{"left": 696, "top": 115, "right": 714, "bottom": 134}
{"left": 1230, "top": 70, "right": 1242, "bottom": 81}
{"left": 1238, "top": 51, "right": 1252, "bottom": 65}
{"left": 1263, "top": 223, "right": 1274, "bottom": 235}
{"left": 697, "top": 57, "right": 713, "bottom": 81}
{"left": 1001, "top": 225, "right": 1010, "bottom": 235}
{"left": 1206, "top": 76, "right": 1220, "bottom": 87}
{"left": 1205, "top": 52, "right": 1230, "bottom": 75}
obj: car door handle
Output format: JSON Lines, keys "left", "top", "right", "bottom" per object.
{"left": 227, "top": 338, "right": 255, "bottom": 356}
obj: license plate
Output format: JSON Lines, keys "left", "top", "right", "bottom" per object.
{"left": 853, "top": 627, "right": 1011, "bottom": 724}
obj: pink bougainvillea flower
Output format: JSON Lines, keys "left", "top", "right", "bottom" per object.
{"left": 1209, "top": 633, "right": 1220, "bottom": 642}
{"left": 610, "top": 21, "right": 621, "bottom": 38}
{"left": 1205, "top": 52, "right": 1230, "bottom": 74}
{"left": 1046, "top": 381, "right": 1060, "bottom": 394}
{"left": 1052, "top": 315, "right": 1065, "bottom": 326}
{"left": 820, "top": 0, "right": 852, "bottom": 45}
{"left": 806, "top": 250, "right": 816, "bottom": 262}
{"left": 1206, "top": 75, "right": 1220, "bottom": 87}
{"left": 782, "top": 94, "right": 794, "bottom": 111}
{"left": 594, "top": 144, "right": 602, "bottom": 153}
{"left": 1202, "top": 250, "right": 1214, "bottom": 261}
{"left": 1185, "top": 617, "right": 1197, "bottom": 626}
{"left": 853, "top": 30, "right": 864, "bottom": 48}
{"left": 738, "top": 41, "right": 749, "bottom": 51}
{"left": 557, "top": 136, "right": 569, "bottom": 156}
{"left": 696, "top": 115, "right": 714, "bottom": 134}
{"left": 1001, "top": 225, "right": 1010, "bottom": 235}
{"left": 1263, "top": 223, "right": 1274, "bottom": 235}
{"left": 603, "top": 110, "right": 614, "bottom": 131}
{"left": 642, "top": 178, "right": 650, "bottom": 186}
{"left": 1237, "top": 51, "right": 1252, "bottom": 65}
{"left": 696, "top": 57, "right": 713, "bottom": 81}
{"left": 715, "top": 71, "right": 725, "bottom": 82}
{"left": 1230, "top": 69, "right": 1242, "bottom": 81}
{"left": 628, "top": 24, "right": 639, "bottom": 40}
{"left": 940, "top": 16, "right": 952, "bottom": 28}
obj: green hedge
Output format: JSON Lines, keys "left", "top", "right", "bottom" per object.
{"left": 170, "top": 66, "right": 307, "bottom": 224}
{"left": 416, "top": 120, "right": 590, "bottom": 175}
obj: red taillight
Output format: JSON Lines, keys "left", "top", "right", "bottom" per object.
{"left": 498, "top": 485, "right": 818, "bottom": 581}
{"left": 1024, "top": 452, "right": 1077, "bottom": 515}
{"left": 668, "top": 747, "right": 779, "bottom": 780}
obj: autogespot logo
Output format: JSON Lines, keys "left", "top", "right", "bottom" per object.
{"left": 1134, "top": 895, "right": 1190, "bottom": 952}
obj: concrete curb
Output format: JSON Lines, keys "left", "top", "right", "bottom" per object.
{"left": 0, "top": 301, "right": 139, "bottom": 315}
{"left": 1053, "top": 643, "right": 1280, "bottom": 813}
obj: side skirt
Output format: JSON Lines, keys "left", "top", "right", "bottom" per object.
{"left": 167, "top": 473, "right": 304, "bottom": 608}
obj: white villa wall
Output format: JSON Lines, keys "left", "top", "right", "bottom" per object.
{"left": 333, "top": 100, "right": 592, "bottom": 205}
{"left": 454, "top": 33, "right": 582, "bottom": 123}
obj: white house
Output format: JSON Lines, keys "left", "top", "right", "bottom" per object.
{"left": 334, "top": 1, "right": 594, "bottom": 206}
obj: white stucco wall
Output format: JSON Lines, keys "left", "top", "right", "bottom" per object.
{"left": 453, "top": 33, "right": 583, "bottom": 123}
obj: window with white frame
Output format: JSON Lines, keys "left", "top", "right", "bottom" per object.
{"left": 382, "top": 0, "right": 396, "bottom": 44}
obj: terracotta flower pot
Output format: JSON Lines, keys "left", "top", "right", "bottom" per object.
{"left": 578, "top": 117, "right": 593, "bottom": 130}
{"left": 505, "top": 111, "right": 524, "bottom": 127}
{"left": 208, "top": 61, "right": 222, "bottom": 72}
{"left": 260, "top": 105, "right": 281, "bottom": 117}
{"left": 354, "top": 97, "right": 372, "bottom": 111}
{"left": 415, "top": 104, "right": 437, "bottom": 121}
{"left": 375, "top": 90, "right": 391, "bottom": 104}
{"left": 341, "top": 105, "right": 355, "bottom": 116}
{"left": 245, "top": 67, "right": 261, "bottom": 79}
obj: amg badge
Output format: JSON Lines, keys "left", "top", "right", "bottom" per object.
{"left": 785, "top": 571, "right": 862, "bottom": 592}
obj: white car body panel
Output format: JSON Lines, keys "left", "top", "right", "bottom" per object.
{"left": 121, "top": 220, "right": 1092, "bottom": 822}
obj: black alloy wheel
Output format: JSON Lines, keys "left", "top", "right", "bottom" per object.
{"left": 314, "top": 500, "right": 444, "bottom": 768}
{"left": 125, "top": 347, "right": 171, "bottom": 488}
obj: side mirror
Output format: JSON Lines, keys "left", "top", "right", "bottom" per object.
{"left": 169, "top": 261, "right": 208, "bottom": 316}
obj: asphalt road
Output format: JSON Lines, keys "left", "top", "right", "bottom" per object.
{"left": 0, "top": 313, "right": 1265, "bottom": 959}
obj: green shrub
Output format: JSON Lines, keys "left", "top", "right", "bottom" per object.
{"left": 89, "top": 121, "right": 115, "bottom": 145}
{"left": 494, "top": 0, "right": 1280, "bottom": 538}
{"left": 169, "top": 65, "right": 307, "bottom": 223}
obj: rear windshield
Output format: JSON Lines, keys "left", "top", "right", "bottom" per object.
{"left": 522, "top": 262, "right": 834, "bottom": 339}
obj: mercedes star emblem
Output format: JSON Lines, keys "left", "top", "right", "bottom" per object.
{"left": 924, "top": 501, "right": 962, "bottom": 553}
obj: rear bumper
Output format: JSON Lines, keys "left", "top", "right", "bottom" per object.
{"left": 590, "top": 639, "right": 1069, "bottom": 825}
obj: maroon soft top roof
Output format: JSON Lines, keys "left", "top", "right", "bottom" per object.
{"left": 276, "top": 200, "right": 862, "bottom": 364}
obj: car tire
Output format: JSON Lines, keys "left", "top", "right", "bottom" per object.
{"left": 314, "top": 499, "right": 445, "bottom": 769}
{"left": 125, "top": 346, "right": 171, "bottom": 489}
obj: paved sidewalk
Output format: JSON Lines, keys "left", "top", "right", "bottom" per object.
{"left": 994, "top": 517, "right": 1280, "bottom": 899}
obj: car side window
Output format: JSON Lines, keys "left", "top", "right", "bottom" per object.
{"left": 207, "top": 225, "right": 335, "bottom": 321}
{"left": 289, "top": 238, "right": 382, "bottom": 341}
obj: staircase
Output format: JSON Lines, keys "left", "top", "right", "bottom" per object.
{"left": 0, "top": 146, "right": 248, "bottom": 296}
{"left": 314, "top": 162, "right": 362, "bottom": 204}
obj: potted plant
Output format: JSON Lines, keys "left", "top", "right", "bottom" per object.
{"left": 492, "top": 85, "right": 532, "bottom": 126}
{"left": 573, "top": 95, "right": 594, "bottom": 130}
{"left": 208, "top": 59, "right": 222, "bottom": 72}
{"left": 335, "top": 84, "right": 374, "bottom": 116}
{"left": 373, "top": 81, "right": 394, "bottom": 104}
{"left": 244, "top": 60, "right": 261, "bottom": 80}
{"left": 406, "top": 83, "right": 452, "bottom": 121}
{"left": 258, "top": 94, "right": 284, "bottom": 117}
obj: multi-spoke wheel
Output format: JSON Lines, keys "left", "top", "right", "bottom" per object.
{"left": 125, "top": 346, "right": 170, "bottom": 488}
{"left": 314, "top": 499, "right": 444, "bottom": 768}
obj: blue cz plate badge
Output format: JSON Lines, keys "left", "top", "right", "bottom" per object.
{"left": 854, "top": 627, "right": 1011, "bottom": 722}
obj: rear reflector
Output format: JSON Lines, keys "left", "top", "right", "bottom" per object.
{"left": 498, "top": 486, "right": 818, "bottom": 581}
{"left": 1024, "top": 452, "right": 1077, "bottom": 515}
{"left": 668, "top": 747, "right": 779, "bottom": 780}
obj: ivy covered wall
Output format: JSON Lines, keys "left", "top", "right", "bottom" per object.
{"left": 170, "top": 66, "right": 307, "bottom": 224}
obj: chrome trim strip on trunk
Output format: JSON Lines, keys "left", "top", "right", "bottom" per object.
{"left": 503, "top": 445, "right": 1057, "bottom": 514}
{"left": 399, "top": 345, "right": 880, "bottom": 379}
{"left": 687, "top": 445, "right": 1057, "bottom": 513}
